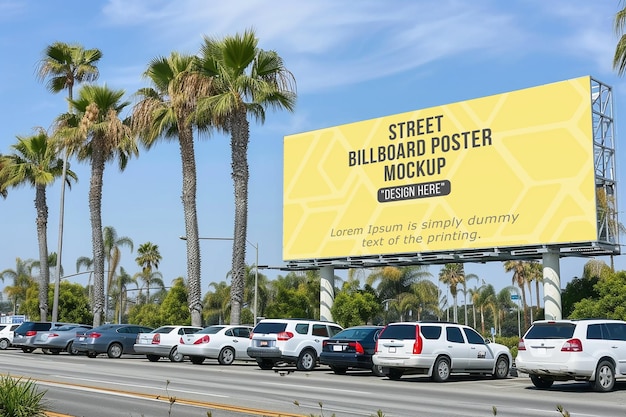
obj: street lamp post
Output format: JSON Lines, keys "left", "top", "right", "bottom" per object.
{"left": 180, "top": 236, "right": 259, "bottom": 325}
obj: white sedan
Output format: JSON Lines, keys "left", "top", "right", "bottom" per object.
{"left": 178, "top": 325, "right": 253, "bottom": 365}
{"left": 134, "top": 325, "right": 202, "bottom": 362}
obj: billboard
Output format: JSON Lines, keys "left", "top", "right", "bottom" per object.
{"left": 283, "top": 76, "right": 597, "bottom": 261}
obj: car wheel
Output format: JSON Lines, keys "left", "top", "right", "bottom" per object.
{"left": 67, "top": 341, "right": 79, "bottom": 356}
{"left": 21, "top": 347, "right": 34, "bottom": 353}
{"left": 296, "top": 349, "right": 317, "bottom": 371}
{"left": 593, "top": 360, "right": 615, "bottom": 392}
{"left": 372, "top": 364, "right": 385, "bottom": 377}
{"left": 147, "top": 354, "right": 160, "bottom": 362}
{"left": 0, "top": 339, "right": 9, "bottom": 350}
{"left": 493, "top": 355, "right": 509, "bottom": 379}
{"left": 257, "top": 359, "right": 274, "bottom": 370}
{"left": 169, "top": 347, "right": 184, "bottom": 363}
{"left": 432, "top": 356, "right": 451, "bottom": 382}
{"left": 387, "top": 368, "right": 404, "bottom": 380}
{"left": 190, "top": 356, "right": 205, "bottom": 365}
{"left": 87, "top": 351, "right": 98, "bottom": 358}
{"left": 330, "top": 366, "right": 347, "bottom": 375}
{"left": 530, "top": 374, "right": 554, "bottom": 389}
{"left": 218, "top": 347, "right": 235, "bottom": 365}
{"left": 107, "top": 343, "right": 123, "bottom": 359}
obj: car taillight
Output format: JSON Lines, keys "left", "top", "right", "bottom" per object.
{"left": 348, "top": 341, "right": 364, "bottom": 354}
{"left": 179, "top": 337, "right": 185, "bottom": 344}
{"left": 561, "top": 338, "right": 583, "bottom": 352}
{"left": 322, "top": 340, "right": 329, "bottom": 348}
{"left": 152, "top": 334, "right": 161, "bottom": 344}
{"left": 277, "top": 331, "right": 294, "bottom": 341}
{"left": 194, "top": 335, "right": 210, "bottom": 345}
{"left": 249, "top": 332, "right": 254, "bottom": 339}
{"left": 25, "top": 331, "right": 37, "bottom": 337}
{"left": 518, "top": 339, "right": 526, "bottom": 351}
{"left": 48, "top": 333, "right": 59, "bottom": 338}
{"left": 88, "top": 332, "right": 101, "bottom": 339}
{"left": 413, "top": 325, "right": 422, "bottom": 354}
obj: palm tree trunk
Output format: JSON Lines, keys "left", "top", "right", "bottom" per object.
{"left": 35, "top": 184, "right": 49, "bottom": 321}
{"left": 178, "top": 124, "right": 202, "bottom": 327}
{"left": 90, "top": 145, "right": 106, "bottom": 327}
{"left": 229, "top": 111, "right": 250, "bottom": 325}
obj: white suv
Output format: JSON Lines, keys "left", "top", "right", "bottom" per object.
{"left": 372, "top": 321, "right": 512, "bottom": 381}
{"left": 247, "top": 319, "right": 343, "bottom": 371}
{"left": 516, "top": 319, "right": 626, "bottom": 392}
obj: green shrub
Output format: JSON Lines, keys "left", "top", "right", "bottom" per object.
{"left": 494, "top": 335, "right": 520, "bottom": 358}
{"left": 0, "top": 375, "right": 48, "bottom": 417}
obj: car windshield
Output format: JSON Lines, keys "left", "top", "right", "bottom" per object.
{"left": 380, "top": 324, "right": 417, "bottom": 340}
{"left": 197, "top": 326, "right": 224, "bottom": 335}
{"left": 253, "top": 322, "right": 288, "bottom": 334}
{"left": 333, "top": 327, "right": 378, "bottom": 340}
{"left": 52, "top": 325, "right": 83, "bottom": 331}
{"left": 152, "top": 326, "right": 175, "bottom": 333}
{"left": 524, "top": 323, "right": 576, "bottom": 339}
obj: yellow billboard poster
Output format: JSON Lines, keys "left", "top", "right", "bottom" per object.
{"left": 283, "top": 76, "right": 597, "bottom": 261}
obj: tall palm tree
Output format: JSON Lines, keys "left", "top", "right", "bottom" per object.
{"left": 196, "top": 29, "right": 297, "bottom": 325}
{"left": 132, "top": 52, "right": 213, "bottom": 327}
{"left": 438, "top": 263, "right": 465, "bottom": 323}
{"left": 76, "top": 255, "right": 94, "bottom": 304}
{"left": 62, "top": 84, "right": 137, "bottom": 326}
{"left": 614, "top": 2, "right": 626, "bottom": 76}
{"left": 0, "top": 131, "right": 76, "bottom": 320}
{"left": 133, "top": 270, "right": 164, "bottom": 304}
{"left": 460, "top": 272, "right": 479, "bottom": 325}
{"left": 504, "top": 260, "right": 529, "bottom": 330}
{"left": 103, "top": 226, "right": 133, "bottom": 321}
{"left": 37, "top": 42, "right": 102, "bottom": 322}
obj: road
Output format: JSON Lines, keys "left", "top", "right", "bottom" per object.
{"left": 0, "top": 349, "right": 623, "bottom": 417}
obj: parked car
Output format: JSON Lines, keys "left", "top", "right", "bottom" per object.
{"left": 133, "top": 325, "right": 202, "bottom": 362}
{"left": 12, "top": 321, "right": 68, "bottom": 353}
{"left": 247, "top": 318, "right": 343, "bottom": 371}
{"left": 31, "top": 324, "right": 93, "bottom": 355}
{"left": 178, "top": 325, "right": 253, "bottom": 365}
{"left": 516, "top": 319, "right": 626, "bottom": 392}
{"left": 74, "top": 324, "right": 154, "bottom": 358}
{"left": 372, "top": 321, "right": 512, "bottom": 381}
{"left": 0, "top": 323, "right": 20, "bottom": 350}
{"left": 320, "top": 325, "right": 384, "bottom": 376}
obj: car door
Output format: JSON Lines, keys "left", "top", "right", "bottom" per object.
{"left": 605, "top": 323, "right": 626, "bottom": 375}
{"left": 463, "top": 327, "right": 495, "bottom": 370}
{"left": 444, "top": 326, "right": 470, "bottom": 370}
{"left": 231, "top": 326, "right": 252, "bottom": 358}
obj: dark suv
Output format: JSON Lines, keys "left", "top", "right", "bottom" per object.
{"left": 12, "top": 321, "right": 67, "bottom": 353}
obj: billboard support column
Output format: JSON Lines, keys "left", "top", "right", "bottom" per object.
{"left": 542, "top": 250, "right": 562, "bottom": 320}
{"left": 320, "top": 266, "right": 335, "bottom": 321}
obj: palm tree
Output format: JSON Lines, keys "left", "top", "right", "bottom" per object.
{"left": 113, "top": 266, "right": 137, "bottom": 323}
{"left": 196, "top": 29, "right": 297, "bottom": 325}
{"left": 0, "top": 131, "right": 76, "bottom": 320}
{"left": 103, "top": 226, "right": 133, "bottom": 321}
{"left": 614, "top": 2, "right": 626, "bottom": 76}
{"left": 76, "top": 255, "right": 94, "bottom": 304}
{"left": 504, "top": 260, "right": 529, "bottom": 330}
{"left": 132, "top": 52, "right": 213, "bottom": 327}
{"left": 460, "top": 272, "right": 479, "bottom": 325}
{"left": 37, "top": 42, "right": 102, "bottom": 322}
{"left": 62, "top": 84, "right": 137, "bottom": 326}
{"left": 438, "top": 263, "right": 465, "bottom": 323}
{"left": 1, "top": 258, "right": 35, "bottom": 315}
{"left": 133, "top": 270, "right": 164, "bottom": 304}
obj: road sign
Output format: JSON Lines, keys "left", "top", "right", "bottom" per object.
{"left": 510, "top": 294, "right": 520, "bottom": 301}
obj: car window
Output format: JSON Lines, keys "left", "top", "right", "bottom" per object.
{"left": 381, "top": 324, "right": 417, "bottom": 340}
{"left": 234, "top": 327, "right": 251, "bottom": 338}
{"left": 34, "top": 323, "right": 52, "bottom": 331}
{"left": 295, "top": 323, "right": 309, "bottom": 335}
{"left": 463, "top": 328, "right": 486, "bottom": 345}
{"left": 587, "top": 324, "right": 604, "bottom": 339}
{"left": 253, "top": 322, "right": 287, "bottom": 334}
{"left": 225, "top": 328, "right": 234, "bottom": 337}
{"left": 328, "top": 325, "right": 343, "bottom": 337}
{"left": 153, "top": 326, "right": 175, "bottom": 334}
{"left": 0, "top": 325, "right": 6, "bottom": 331}
{"left": 183, "top": 327, "right": 200, "bottom": 335}
{"left": 524, "top": 323, "right": 576, "bottom": 339}
{"left": 605, "top": 323, "right": 626, "bottom": 341}
{"left": 420, "top": 325, "right": 442, "bottom": 340}
{"left": 446, "top": 327, "right": 465, "bottom": 344}
{"left": 198, "top": 326, "right": 223, "bottom": 335}
{"left": 312, "top": 324, "right": 328, "bottom": 337}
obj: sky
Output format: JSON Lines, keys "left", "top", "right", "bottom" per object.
{"left": 1, "top": 0, "right": 625, "bottom": 306}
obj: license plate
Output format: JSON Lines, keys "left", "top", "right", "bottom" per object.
{"left": 388, "top": 347, "right": 396, "bottom": 353}
{"left": 332, "top": 345, "right": 343, "bottom": 352}
{"left": 141, "top": 340, "right": 150, "bottom": 344}
{"left": 260, "top": 341, "right": 269, "bottom": 347}
{"left": 78, "top": 337, "right": 85, "bottom": 341}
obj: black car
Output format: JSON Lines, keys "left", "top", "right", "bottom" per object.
{"left": 320, "top": 325, "right": 384, "bottom": 376}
